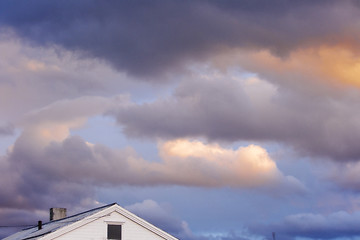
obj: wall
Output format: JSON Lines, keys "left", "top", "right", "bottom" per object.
{"left": 53, "top": 211, "right": 167, "bottom": 240}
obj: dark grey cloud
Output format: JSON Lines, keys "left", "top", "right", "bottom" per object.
{"left": 0, "top": 142, "right": 96, "bottom": 210}
{"left": 0, "top": 0, "right": 358, "bottom": 78}
{"left": 0, "top": 96, "right": 120, "bottom": 211}
{"left": 113, "top": 74, "right": 360, "bottom": 161}
{"left": 256, "top": 211, "right": 360, "bottom": 240}
{"left": 0, "top": 133, "right": 131, "bottom": 210}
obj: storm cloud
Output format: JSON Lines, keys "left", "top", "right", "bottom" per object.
{"left": 0, "top": 0, "right": 359, "bottom": 77}
{"left": 266, "top": 211, "right": 360, "bottom": 240}
{"left": 113, "top": 71, "right": 360, "bottom": 161}
{"left": 2, "top": 1, "right": 360, "bottom": 240}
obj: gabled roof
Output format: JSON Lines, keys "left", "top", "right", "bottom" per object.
{"left": 4, "top": 203, "right": 178, "bottom": 240}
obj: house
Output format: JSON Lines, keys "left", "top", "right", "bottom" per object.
{"left": 4, "top": 203, "right": 179, "bottom": 240}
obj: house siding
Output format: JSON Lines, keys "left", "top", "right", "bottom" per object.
{"left": 52, "top": 211, "right": 167, "bottom": 240}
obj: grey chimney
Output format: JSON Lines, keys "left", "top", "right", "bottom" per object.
{"left": 50, "top": 208, "right": 67, "bottom": 221}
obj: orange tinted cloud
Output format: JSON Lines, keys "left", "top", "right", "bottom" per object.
{"left": 214, "top": 44, "right": 360, "bottom": 88}
{"left": 157, "top": 139, "right": 300, "bottom": 188}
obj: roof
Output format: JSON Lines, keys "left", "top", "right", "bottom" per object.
{"left": 4, "top": 203, "right": 178, "bottom": 240}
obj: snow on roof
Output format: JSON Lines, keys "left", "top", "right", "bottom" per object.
{"left": 4, "top": 203, "right": 117, "bottom": 240}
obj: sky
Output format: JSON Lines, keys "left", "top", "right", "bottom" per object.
{"left": 1, "top": 0, "right": 360, "bottom": 239}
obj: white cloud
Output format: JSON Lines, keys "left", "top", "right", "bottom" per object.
{"left": 157, "top": 139, "right": 290, "bottom": 188}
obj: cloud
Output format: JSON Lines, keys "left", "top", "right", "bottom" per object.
{"left": 125, "top": 199, "right": 194, "bottom": 239}
{"left": 0, "top": 34, "right": 137, "bottom": 123}
{"left": 113, "top": 69, "right": 360, "bottom": 161}
{"left": 2, "top": 2, "right": 360, "bottom": 240}
{"left": 0, "top": 123, "right": 14, "bottom": 136}
{"left": 157, "top": 139, "right": 302, "bottom": 189}
{"left": 1, "top": 132, "right": 302, "bottom": 238}
{"left": 125, "top": 199, "right": 266, "bottom": 240}
{"left": 3, "top": 132, "right": 300, "bottom": 200}
{"left": 202, "top": 230, "right": 266, "bottom": 240}
{"left": 269, "top": 211, "right": 360, "bottom": 240}
{"left": 326, "top": 161, "right": 360, "bottom": 191}
{"left": 3, "top": 27, "right": 360, "bottom": 163}
{"left": 2, "top": 1, "right": 360, "bottom": 164}
{"left": 212, "top": 45, "right": 360, "bottom": 94}
{"left": 0, "top": 0, "right": 358, "bottom": 77}
{"left": 0, "top": 96, "right": 121, "bottom": 209}
{"left": 0, "top": 95, "right": 303, "bottom": 213}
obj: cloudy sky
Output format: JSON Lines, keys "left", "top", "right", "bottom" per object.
{"left": 1, "top": 1, "right": 360, "bottom": 239}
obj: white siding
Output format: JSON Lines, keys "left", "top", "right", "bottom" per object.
{"left": 53, "top": 211, "right": 167, "bottom": 240}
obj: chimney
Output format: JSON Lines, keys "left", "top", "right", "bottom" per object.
{"left": 50, "top": 208, "right": 67, "bottom": 221}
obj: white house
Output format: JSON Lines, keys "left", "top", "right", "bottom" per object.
{"left": 4, "top": 203, "right": 179, "bottom": 240}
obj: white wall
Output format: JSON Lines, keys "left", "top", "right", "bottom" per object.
{"left": 53, "top": 211, "right": 167, "bottom": 240}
